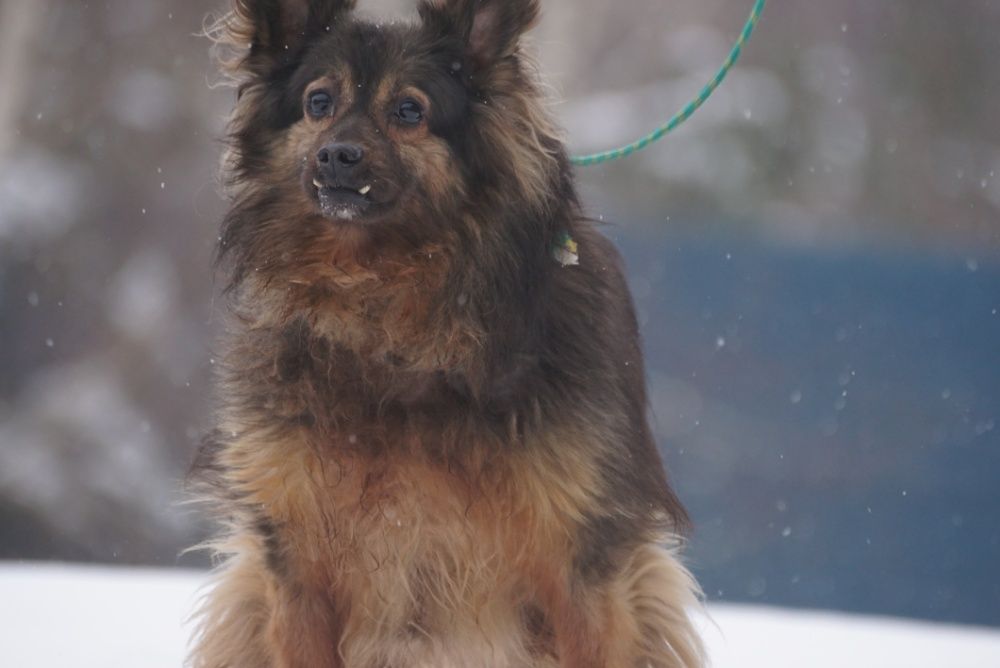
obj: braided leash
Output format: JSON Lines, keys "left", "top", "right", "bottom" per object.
{"left": 570, "top": 0, "right": 767, "bottom": 167}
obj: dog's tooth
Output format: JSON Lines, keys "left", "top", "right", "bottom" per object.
{"left": 359, "top": 184, "right": 371, "bottom": 195}
{"left": 312, "top": 178, "right": 323, "bottom": 189}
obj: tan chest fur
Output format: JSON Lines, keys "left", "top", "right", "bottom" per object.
{"left": 220, "top": 423, "right": 600, "bottom": 667}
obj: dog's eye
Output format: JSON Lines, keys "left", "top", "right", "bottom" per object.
{"left": 396, "top": 99, "right": 424, "bottom": 125}
{"left": 307, "top": 91, "right": 334, "bottom": 118}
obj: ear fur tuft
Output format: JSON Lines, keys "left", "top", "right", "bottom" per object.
{"left": 214, "top": 0, "right": 357, "bottom": 77}
{"left": 419, "top": 0, "right": 540, "bottom": 70}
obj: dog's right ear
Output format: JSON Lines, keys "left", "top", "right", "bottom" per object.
{"left": 418, "top": 0, "right": 539, "bottom": 73}
{"left": 226, "top": 0, "right": 356, "bottom": 74}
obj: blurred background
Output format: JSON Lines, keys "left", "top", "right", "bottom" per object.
{"left": 1, "top": 0, "right": 997, "bottom": 628}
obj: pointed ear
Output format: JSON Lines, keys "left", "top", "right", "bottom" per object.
{"left": 228, "top": 0, "right": 356, "bottom": 72}
{"left": 419, "top": 0, "right": 540, "bottom": 71}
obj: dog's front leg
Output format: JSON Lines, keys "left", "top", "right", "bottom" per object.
{"left": 266, "top": 580, "right": 344, "bottom": 668}
{"left": 547, "top": 543, "right": 704, "bottom": 668}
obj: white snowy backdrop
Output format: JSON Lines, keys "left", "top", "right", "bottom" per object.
{"left": 4, "top": 564, "right": 1000, "bottom": 667}
{"left": 1, "top": 0, "right": 998, "bottom": 659}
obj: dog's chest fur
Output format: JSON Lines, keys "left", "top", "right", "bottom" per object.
{"left": 200, "top": 249, "right": 592, "bottom": 665}
{"left": 216, "top": 295, "right": 595, "bottom": 666}
{"left": 223, "top": 417, "right": 587, "bottom": 667}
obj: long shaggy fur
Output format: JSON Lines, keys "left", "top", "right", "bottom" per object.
{"left": 190, "top": 1, "right": 705, "bottom": 666}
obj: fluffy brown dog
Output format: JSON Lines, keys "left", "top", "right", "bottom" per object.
{"left": 189, "top": 0, "right": 704, "bottom": 666}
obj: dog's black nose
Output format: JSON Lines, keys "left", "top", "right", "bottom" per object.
{"left": 317, "top": 143, "right": 364, "bottom": 169}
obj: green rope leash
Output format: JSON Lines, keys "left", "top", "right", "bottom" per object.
{"left": 570, "top": 0, "right": 767, "bottom": 167}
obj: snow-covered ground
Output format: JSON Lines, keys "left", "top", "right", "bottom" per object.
{"left": 2, "top": 563, "right": 999, "bottom": 667}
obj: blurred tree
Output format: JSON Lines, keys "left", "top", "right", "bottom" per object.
{"left": 0, "top": 0, "right": 47, "bottom": 153}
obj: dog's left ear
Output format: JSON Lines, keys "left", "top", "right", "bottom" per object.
{"left": 419, "top": 0, "right": 540, "bottom": 71}
{"left": 231, "top": 0, "right": 356, "bottom": 73}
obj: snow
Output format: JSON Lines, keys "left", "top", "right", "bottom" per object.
{"left": 2, "top": 563, "right": 999, "bottom": 667}
{"left": 1, "top": 564, "right": 196, "bottom": 667}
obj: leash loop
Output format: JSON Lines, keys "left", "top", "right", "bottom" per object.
{"left": 570, "top": 0, "right": 767, "bottom": 167}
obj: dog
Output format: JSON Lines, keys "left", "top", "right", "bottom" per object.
{"left": 189, "top": 1, "right": 704, "bottom": 666}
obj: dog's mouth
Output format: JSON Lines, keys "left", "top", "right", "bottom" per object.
{"left": 310, "top": 178, "right": 378, "bottom": 221}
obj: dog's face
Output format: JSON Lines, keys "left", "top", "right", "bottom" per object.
{"left": 219, "top": 0, "right": 559, "bottom": 265}
{"left": 282, "top": 20, "right": 469, "bottom": 225}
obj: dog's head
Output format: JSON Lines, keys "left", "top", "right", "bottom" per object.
{"left": 215, "top": 0, "right": 567, "bottom": 287}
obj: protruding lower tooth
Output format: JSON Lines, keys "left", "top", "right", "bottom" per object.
{"left": 312, "top": 178, "right": 323, "bottom": 189}
{"left": 359, "top": 184, "right": 371, "bottom": 195}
